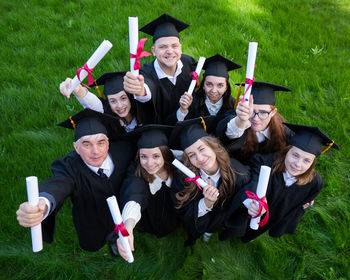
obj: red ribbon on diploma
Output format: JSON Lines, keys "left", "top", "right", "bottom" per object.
{"left": 130, "top": 38, "right": 152, "bottom": 70}
{"left": 190, "top": 71, "right": 199, "bottom": 87}
{"left": 114, "top": 222, "right": 129, "bottom": 237}
{"left": 77, "top": 63, "right": 94, "bottom": 88}
{"left": 186, "top": 175, "right": 202, "bottom": 190}
{"left": 242, "top": 77, "right": 255, "bottom": 102}
{"left": 245, "top": 190, "right": 269, "bottom": 226}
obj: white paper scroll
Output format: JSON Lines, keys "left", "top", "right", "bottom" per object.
{"left": 172, "top": 159, "right": 208, "bottom": 188}
{"left": 106, "top": 196, "right": 134, "bottom": 263}
{"left": 250, "top": 165, "right": 271, "bottom": 230}
{"left": 26, "top": 176, "right": 43, "bottom": 252}
{"left": 67, "top": 40, "right": 113, "bottom": 95}
{"left": 129, "top": 17, "right": 139, "bottom": 76}
{"left": 187, "top": 57, "right": 206, "bottom": 95}
{"left": 242, "top": 42, "right": 258, "bottom": 103}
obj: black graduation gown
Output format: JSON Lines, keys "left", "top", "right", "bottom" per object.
{"left": 137, "top": 54, "right": 197, "bottom": 124}
{"left": 171, "top": 158, "right": 251, "bottom": 246}
{"left": 120, "top": 162, "right": 178, "bottom": 237}
{"left": 165, "top": 91, "right": 235, "bottom": 131}
{"left": 40, "top": 141, "right": 136, "bottom": 251}
{"left": 221, "top": 153, "right": 323, "bottom": 242}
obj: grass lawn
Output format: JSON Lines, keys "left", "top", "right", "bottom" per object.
{"left": 1, "top": 0, "right": 349, "bottom": 279}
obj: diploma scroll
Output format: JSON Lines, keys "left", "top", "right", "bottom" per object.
{"left": 26, "top": 176, "right": 43, "bottom": 252}
{"left": 67, "top": 40, "right": 113, "bottom": 94}
{"left": 250, "top": 165, "right": 271, "bottom": 230}
{"left": 242, "top": 42, "right": 258, "bottom": 103}
{"left": 129, "top": 17, "right": 139, "bottom": 76}
{"left": 187, "top": 57, "right": 206, "bottom": 96}
{"left": 106, "top": 196, "right": 134, "bottom": 263}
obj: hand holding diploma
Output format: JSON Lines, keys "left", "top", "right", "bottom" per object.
{"left": 187, "top": 57, "right": 206, "bottom": 96}
{"left": 106, "top": 196, "right": 134, "bottom": 263}
{"left": 246, "top": 165, "right": 271, "bottom": 230}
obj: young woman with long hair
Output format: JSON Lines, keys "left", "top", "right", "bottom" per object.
{"left": 216, "top": 81, "right": 291, "bottom": 163}
{"left": 170, "top": 118, "right": 250, "bottom": 245}
{"left": 221, "top": 123, "right": 339, "bottom": 242}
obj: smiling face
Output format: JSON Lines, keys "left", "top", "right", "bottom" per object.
{"left": 107, "top": 91, "right": 132, "bottom": 119}
{"left": 139, "top": 147, "right": 165, "bottom": 175}
{"left": 284, "top": 146, "right": 316, "bottom": 176}
{"left": 74, "top": 134, "right": 109, "bottom": 167}
{"left": 203, "top": 75, "right": 227, "bottom": 104}
{"left": 152, "top": 36, "right": 182, "bottom": 75}
{"left": 184, "top": 139, "right": 219, "bottom": 175}
{"left": 249, "top": 104, "right": 277, "bottom": 132}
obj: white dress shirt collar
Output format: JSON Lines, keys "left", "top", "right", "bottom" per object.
{"left": 154, "top": 59, "right": 183, "bottom": 85}
{"left": 205, "top": 96, "right": 223, "bottom": 116}
{"left": 200, "top": 168, "right": 221, "bottom": 188}
{"left": 256, "top": 127, "right": 269, "bottom": 143}
{"left": 84, "top": 153, "right": 114, "bottom": 177}
{"left": 119, "top": 117, "right": 138, "bottom": 132}
{"left": 283, "top": 171, "right": 298, "bottom": 187}
{"left": 149, "top": 174, "right": 173, "bottom": 195}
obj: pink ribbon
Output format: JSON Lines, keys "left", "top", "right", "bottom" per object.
{"left": 242, "top": 77, "right": 255, "bottom": 103}
{"left": 190, "top": 71, "right": 199, "bottom": 88}
{"left": 77, "top": 63, "right": 94, "bottom": 88}
{"left": 246, "top": 190, "right": 269, "bottom": 226}
{"left": 130, "top": 38, "right": 152, "bottom": 70}
{"left": 114, "top": 222, "right": 129, "bottom": 237}
{"left": 185, "top": 175, "right": 202, "bottom": 190}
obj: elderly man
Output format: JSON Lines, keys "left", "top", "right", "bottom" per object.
{"left": 16, "top": 109, "right": 135, "bottom": 252}
{"left": 123, "top": 14, "right": 197, "bottom": 124}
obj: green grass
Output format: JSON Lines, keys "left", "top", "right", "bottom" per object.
{"left": 1, "top": 0, "right": 349, "bottom": 279}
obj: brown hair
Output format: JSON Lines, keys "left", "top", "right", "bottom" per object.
{"left": 175, "top": 136, "right": 236, "bottom": 209}
{"left": 135, "top": 146, "right": 175, "bottom": 183}
{"left": 196, "top": 78, "right": 233, "bottom": 115}
{"left": 241, "top": 106, "right": 287, "bottom": 160}
{"left": 272, "top": 145, "right": 317, "bottom": 185}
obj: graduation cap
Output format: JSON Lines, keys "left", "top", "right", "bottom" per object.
{"left": 236, "top": 81, "right": 291, "bottom": 105}
{"left": 127, "top": 124, "right": 174, "bottom": 149}
{"left": 57, "top": 108, "right": 117, "bottom": 141}
{"left": 89, "top": 71, "right": 127, "bottom": 96}
{"left": 169, "top": 116, "right": 215, "bottom": 150}
{"left": 203, "top": 54, "right": 242, "bottom": 79}
{"left": 284, "top": 123, "right": 340, "bottom": 156}
{"left": 139, "top": 14, "right": 189, "bottom": 43}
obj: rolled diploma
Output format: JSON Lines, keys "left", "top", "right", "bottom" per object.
{"left": 243, "top": 42, "right": 258, "bottom": 102}
{"left": 26, "top": 176, "right": 43, "bottom": 252}
{"left": 106, "top": 196, "right": 134, "bottom": 263}
{"left": 129, "top": 17, "right": 139, "bottom": 76}
{"left": 250, "top": 165, "right": 271, "bottom": 230}
{"left": 172, "top": 159, "right": 207, "bottom": 189}
{"left": 187, "top": 57, "right": 206, "bottom": 96}
{"left": 68, "top": 40, "right": 113, "bottom": 94}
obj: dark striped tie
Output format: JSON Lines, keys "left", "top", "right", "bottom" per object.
{"left": 97, "top": 168, "right": 108, "bottom": 179}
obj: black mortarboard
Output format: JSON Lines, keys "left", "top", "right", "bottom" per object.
{"left": 127, "top": 124, "right": 174, "bottom": 149}
{"left": 89, "top": 71, "right": 127, "bottom": 96}
{"left": 139, "top": 14, "right": 189, "bottom": 43}
{"left": 169, "top": 116, "right": 215, "bottom": 150}
{"left": 57, "top": 108, "right": 117, "bottom": 141}
{"left": 203, "top": 54, "right": 242, "bottom": 79}
{"left": 284, "top": 123, "right": 340, "bottom": 156}
{"left": 235, "top": 81, "right": 291, "bottom": 105}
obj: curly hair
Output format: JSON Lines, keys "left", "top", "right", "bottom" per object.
{"left": 241, "top": 106, "right": 287, "bottom": 160}
{"left": 135, "top": 146, "right": 175, "bottom": 183}
{"left": 175, "top": 136, "right": 236, "bottom": 209}
{"left": 272, "top": 145, "right": 317, "bottom": 185}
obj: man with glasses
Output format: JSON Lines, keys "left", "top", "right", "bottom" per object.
{"left": 216, "top": 81, "right": 291, "bottom": 163}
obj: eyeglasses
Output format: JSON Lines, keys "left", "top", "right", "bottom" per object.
{"left": 250, "top": 110, "right": 273, "bottom": 120}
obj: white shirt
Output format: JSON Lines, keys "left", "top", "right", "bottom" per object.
{"left": 135, "top": 59, "right": 184, "bottom": 103}
{"left": 76, "top": 90, "right": 104, "bottom": 113}
{"left": 205, "top": 96, "right": 223, "bottom": 116}
{"left": 119, "top": 117, "right": 138, "bottom": 132}
{"left": 122, "top": 175, "right": 172, "bottom": 225}
{"left": 198, "top": 168, "right": 221, "bottom": 217}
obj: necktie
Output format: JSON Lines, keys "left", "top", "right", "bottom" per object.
{"left": 97, "top": 168, "right": 108, "bottom": 179}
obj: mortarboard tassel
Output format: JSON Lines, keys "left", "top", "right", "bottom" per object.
{"left": 234, "top": 83, "right": 244, "bottom": 110}
{"left": 95, "top": 84, "right": 103, "bottom": 98}
{"left": 321, "top": 141, "right": 334, "bottom": 154}
{"left": 69, "top": 117, "right": 76, "bottom": 130}
{"left": 200, "top": 116, "right": 207, "bottom": 132}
